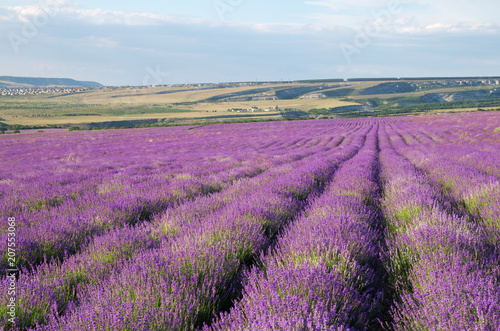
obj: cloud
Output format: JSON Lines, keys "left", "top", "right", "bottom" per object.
{"left": 0, "top": 1, "right": 335, "bottom": 35}
{"left": 248, "top": 22, "right": 329, "bottom": 34}
{"left": 4, "top": 0, "right": 74, "bottom": 22}
{"left": 394, "top": 22, "right": 500, "bottom": 35}
{"left": 69, "top": 8, "right": 209, "bottom": 26}
{"left": 305, "top": 0, "right": 500, "bottom": 33}
{"left": 0, "top": 0, "right": 499, "bottom": 85}
{"left": 0, "top": 2, "right": 209, "bottom": 27}
{"left": 87, "top": 36, "right": 119, "bottom": 48}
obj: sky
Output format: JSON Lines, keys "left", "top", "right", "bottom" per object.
{"left": 0, "top": 0, "right": 499, "bottom": 86}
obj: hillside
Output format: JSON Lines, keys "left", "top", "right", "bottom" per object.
{"left": 1, "top": 77, "right": 500, "bottom": 130}
{"left": 0, "top": 76, "right": 102, "bottom": 88}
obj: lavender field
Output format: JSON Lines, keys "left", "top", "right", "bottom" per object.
{"left": 1, "top": 112, "right": 499, "bottom": 330}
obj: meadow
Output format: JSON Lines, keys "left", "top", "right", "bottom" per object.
{"left": 1, "top": 111, "right": 499, "bottom": 330}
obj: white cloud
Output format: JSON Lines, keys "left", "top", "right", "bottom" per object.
{"left": 69, "top": 8, "right": 209, "bottom": 26}
{"left": 0, "top": 3, "right": 208, "bottom": 27}
{"left": 305, "top": 0, "right": 500, "bottom": 33}
{"left": 0, "top": 2, "right": 316, "bottom": 37}
{"left": 249, "top": 22, "right": 318, "bottom": 34}
{"left": 5, "top": 0, "right": 74, "bottom": 22}
{"left": 87, "top": 36, "right": 118, "bottom": 48}
{"left": 396, "top": 22, "right": 500, "bottom": 34}
{"left": 1, "top": 0, "right": 499, "bottom": 85}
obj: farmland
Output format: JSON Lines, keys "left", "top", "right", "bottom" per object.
{"left": 2, "top": 77, "right": 500, "bottom": 130}
{"left": 0, "top": 111, "right": 499, "bottom": 330}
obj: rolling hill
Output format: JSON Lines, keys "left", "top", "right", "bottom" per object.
{"left": 0, "top": 76, "right": 102, "bottom": 88}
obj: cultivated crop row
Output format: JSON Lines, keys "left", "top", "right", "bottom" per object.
{"left": 0, "top": 112, "right": 499, "bottom": 330}
{"left": 34, "top": 126, "right": 371, "bottom": 330}
{"left": 379, "top": 125, "right": 500, "bottom": 329}
{"left": 207, "top": 125, "right": 385, "bottom": 330}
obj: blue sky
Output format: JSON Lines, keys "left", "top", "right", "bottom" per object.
{"left": 1, "top": 0, "right": 499, "bottom": 85}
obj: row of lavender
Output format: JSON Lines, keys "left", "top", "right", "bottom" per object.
{"left": 390, "top": 120, "right": 500, "bottom": 237}
{"left": 30, "top": 126, "right": 372, "bottom": 329}
{"left": 207, "top": 125, "right": 386, "bottom": 330}
{"left": 1, "top": 120, "right": 368, "bottom": 329}
{"left": 1, "top": 112, "right": 499, "bottom": 330}
{"left": 394, "top": 113, "right": 500, "bottom": 178}
{"left": 206, "top": 114, "right": 500, "bottom": 330}
{"left": 204, "top": 115, "right": 500, "bottom": 330}
{"left": 379, "top": 125, "right": 500, "bottom": 329}
{"left": 0, "top": 121, "right": 358, "bottom": 273}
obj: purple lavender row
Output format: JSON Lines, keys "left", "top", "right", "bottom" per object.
{"left": 207, "top": 125, "right": 386, "bottom": 330}
{"left": 389, "top": 124, "right": 500, "bottom": 239}
{"left": 153, "top": 128, "right": 358, "bottom": 238}
{"left": 5, "top": 125, "right": 363, "bottom": 329}
{"left": 3, "top": 126, "right": 364, "bottom": 326}
{"left": 0, "top": 172, "right": 250, "bottom": 330}
{"left": 1, "top": 122, "right": 353, "bottom": 274}
{"left": 0, "top": 145, "right": 243, "bottom": 236}
{"left": 37, "top": 126, "right": 372, "bottom": 330}
{"left": 0, "top": 158, "right": 263, "bottom": 274}
{"left": 393, "top": 112, "right": 500, "bottom": 147}
{"left": 1, "top": 122, "right": 329, "bottom": 231}
{"left": 440, "top": 147, "right": 500, "bottom": 178}
{"left": 419, "top": 112, "right": 500, "bottom": 146}
{"left": 0, "top": 126, "right": 222, "bottom": 223}
{"left": 7, "top": 126, "right": 358, "bottom": 325}
{"left": 399, "top": 122, "right": 500, "bottom": 179}
{"left": 1, "top": 119, "right": 358, "bottom": 227}
{"left": 378, "top": 124, "right": 500, "bottom": 329}
{"left": 389, "top": 115, "right": 500, "bottom": 178}
{"left": 1, "top": 158, "right": 255, "bottom": 232}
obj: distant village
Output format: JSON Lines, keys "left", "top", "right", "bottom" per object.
{"left": 442, "top": 79, "right": 500, "bottom": 86}
{"left": 228, "top": 106, "right": 279, "bottom": 113}
{"left": 0, "top": 86, "right": 91, "bottom": 96}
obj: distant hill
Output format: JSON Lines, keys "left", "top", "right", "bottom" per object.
{"left": 0, "top": 76, "right": 103, "bottom": 88}
{"left": 358, "top": 82, "right": 417, "bottom": 95}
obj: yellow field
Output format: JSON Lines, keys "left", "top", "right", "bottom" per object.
{"left": 0, "top": 110, "right": 283, "bottom": 126}
{"left": 83, "top": 83, "right": 306, "bottom": 104}
{"left": 185, "top": 98, "right": 357, "bottom": 112}
{"left": 0, "top": 83, "right": 361, "bottom": 127}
